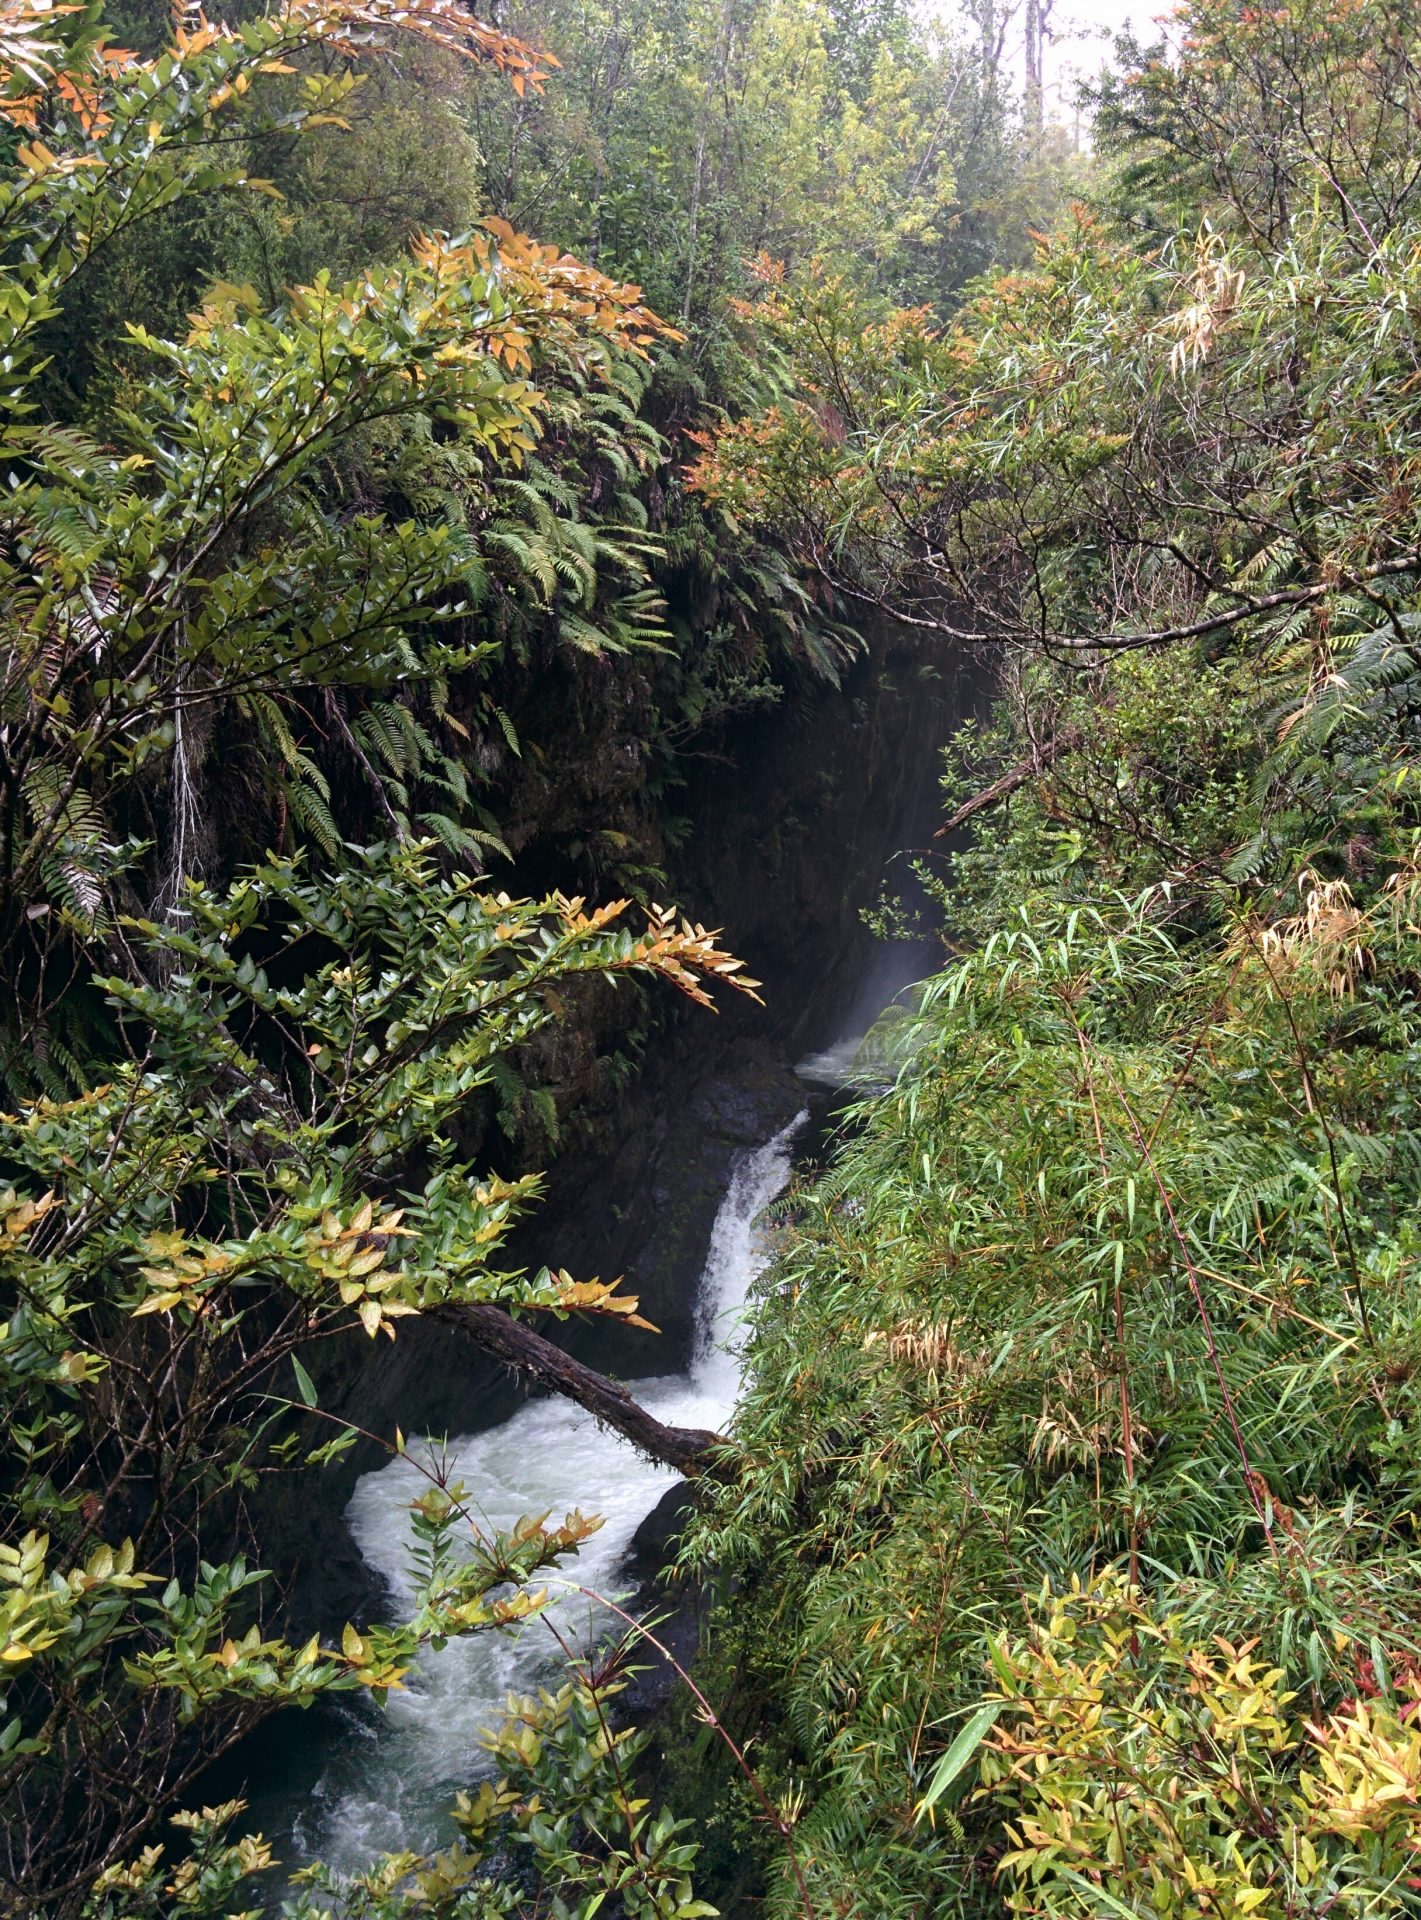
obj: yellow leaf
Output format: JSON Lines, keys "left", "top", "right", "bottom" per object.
{"left": 132, "top": 1291, "right": 182, "bottom": 1315}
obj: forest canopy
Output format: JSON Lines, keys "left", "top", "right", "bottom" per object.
{"left": 9, "top": 0, "right": 1421, "bottom": 1913}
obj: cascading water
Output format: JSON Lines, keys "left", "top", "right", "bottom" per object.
{"left": 290, "top": 1112, "right": 807, "bottom": 1875}
{"left": 797, "top": 944, "right": 932, "bottom": 1091}
{"left": 236, "top": 642, "right": 972, "bottom": 1892}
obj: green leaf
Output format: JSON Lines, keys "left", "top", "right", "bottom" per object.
{"left": 914, "top": 1700, "right": 1004, "bottom": 1819}
{"left": 1059, "top": 1868, "right": 1152, "bottom": 1919}
{"left": 291, "top": 1355, "right": 318, "bottom": 1408}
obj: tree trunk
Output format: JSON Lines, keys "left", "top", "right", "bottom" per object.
{"left": 1024, "top": 0, "right": 1046, "bottom": 140}
{"left": 683, "top": 0, "right": 738, "bottom": 327}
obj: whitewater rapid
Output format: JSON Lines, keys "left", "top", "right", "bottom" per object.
{"left": 293, "top": 1111, "right": 806, "bottom": 1871}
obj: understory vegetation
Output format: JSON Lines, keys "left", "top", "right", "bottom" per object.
{"left": 0, "top": 0, "right": 1048, "bottom": 1909}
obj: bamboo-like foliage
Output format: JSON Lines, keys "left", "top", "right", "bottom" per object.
{"left": 689, "top": 870, "right": 1421, "bottom": 1914}
{"left": 673, "top": 10, "right": 1421, "bottom": 1903}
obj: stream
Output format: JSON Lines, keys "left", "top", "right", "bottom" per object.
{"left": 290, "top": 1108, "right": 810, "bottom": 1875}
{"left": 235, "top": 639, "right": 977, "bottom": 1893}
{"left": 270, "top": 997, "right": 915, "bottom": 1884}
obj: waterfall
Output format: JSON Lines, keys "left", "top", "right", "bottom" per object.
{"left": 292, "top": 1112, "right": 807, "bottom": 1873}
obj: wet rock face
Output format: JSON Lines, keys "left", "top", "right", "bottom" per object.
{"left": 629, "top": 1480, "right": 697, "bottom": 1574}
{"left": 510, "top": 1042, "right": 807, "bottom": 1361}
{"left": 615, "top": 1480, "right": 705, "bottom": 1728}
{"left": 670, "top": 641, "right": 959, "bottom": 1052}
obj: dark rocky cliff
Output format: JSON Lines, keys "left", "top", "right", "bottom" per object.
{"left": 256, "top": 630, "right": 978, "bottom": 1636}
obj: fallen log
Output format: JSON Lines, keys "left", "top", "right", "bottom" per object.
{"left": 436, "top": 1301, "right": 726, "bottom": 1473}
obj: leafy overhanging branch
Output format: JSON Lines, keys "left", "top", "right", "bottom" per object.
{"left": 0, "top": 842, "right": 757, "bottom": 1907}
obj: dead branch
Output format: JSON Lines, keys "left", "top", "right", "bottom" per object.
{"left": 438, "top": 1302, "right": 726, "bottom": 1472}
{"left": 936, "top": 728, "right": 1078, "bottom": 837}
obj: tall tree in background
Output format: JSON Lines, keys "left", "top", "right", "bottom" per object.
{"left": 1023, "top": 0, "right": 1050, "bottom": 137}
{"left": 462, "top": 0, "right": 1041, "bottom": 355}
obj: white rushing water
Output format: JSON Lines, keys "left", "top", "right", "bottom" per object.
{"left": 295, "top": 1112, "right": 807, "bottom": 1872}
{"left": 797, "top": 984, "right": 928, "bottom": 1092}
